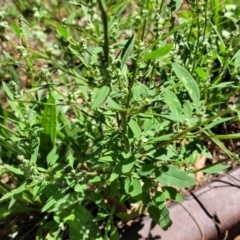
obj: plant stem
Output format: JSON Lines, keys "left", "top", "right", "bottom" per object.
{"left": 98, "top": 0, "right": 109, "bottom": 66}
{"left": 142, "top": 108, "right": 232, "bottom": 154}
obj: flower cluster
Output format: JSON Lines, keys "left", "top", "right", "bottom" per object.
{"left": 0, "top": 11, "right": 9, "bottom": 41}
{"left": 18, "top": 155, "right": 42, "bottom": 182}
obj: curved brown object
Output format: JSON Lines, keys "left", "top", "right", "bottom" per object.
{"left": 120, "top": 167, "right": 240, "bottom": 240}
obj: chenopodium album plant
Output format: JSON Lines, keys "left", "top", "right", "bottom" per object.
{"left": 0, "top": 0, "right": 240, "bottom": 239}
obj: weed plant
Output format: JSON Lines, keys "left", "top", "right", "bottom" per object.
{"left": 0, "top": 0, "right": 240, "bottom": 239}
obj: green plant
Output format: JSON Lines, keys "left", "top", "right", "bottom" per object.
{"left": 0, "top": 0, "right": 240, "bottom": 239}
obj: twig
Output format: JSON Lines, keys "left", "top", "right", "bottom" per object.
{"left": 177, "top": 201, "right": 205, "bottom": 240}
{"left": 223, "top": 230, "right": 228, "bottom": 240}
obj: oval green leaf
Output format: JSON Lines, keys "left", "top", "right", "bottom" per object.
{"left": 143, "top": 44, "right": 173, "bottom": 61}
{"left": 91, "top": 86, "right": 110, "bottom": 109}
{"left": 201, "top": 164, "right": 230, "bottom": 174}
{"left": 56, "top": 26, "right": 70, "bottom": 38}
{"left": 157, "top": 165, "right": 196, "bottom": 188}
{"left": 164, "top": 89, "right": 182, "bottom": 122}
{"left": 128, "top": 119, "right": 141, "bottom": 139}
{"left": 172, "top": 62, "right": 200, "bottom": 108}
{"left": 121, "top": 34, "right": 135, "bottom": 68}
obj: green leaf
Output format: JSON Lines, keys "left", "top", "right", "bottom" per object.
{"left": 143, "top": 44, "right": 173, "bottom": 61}
{"left": 186, "top": 150, "right": 198, "bottom": 164}
{"left": 201, "top": 164, "right": 230, "bottom": 174}
{"left": 0, "top": 105, "right": 8, "bottom": 138}
{"left": 128, "top": 119, "right": 141, "bottom": 139}
{"left": 109, "top": 173, "right": 119, "bottom": 182}
{"left": 131, "top": 84, "right": 148, "bottom": 98}
{"left": 30, "top": 137, "right": 40, "bottom": 165}
{"left": 153, "top": 191, "right": 166, "bottom": 204}
{"left": 110, "top": 225, "right": 120, "bottom": 240}
{"left": 122, "top": 157, "right": 135, "bottom": 174}
{"left": 45, "top": 184, "right": 59, "bottom": 199}
{"left": 43, "top": 220, "right": 59, "bottom": 230}
{"left": 81, "top": 4, "right": 91, "bottom": 22}
{"left": 183, "top": 100, "right": 193, "bottom": 118}
{"left": 121, "top": 34, "right": 135, "bottom": 68}
{"left": 89, "top": 176, "right": 101, "bottom": 183}
{"left": 95, "top": 212, "right": 108, "bottom": 222}
{"left": 172, "top": 62, "right": 200, "bottom": 108}
{"left": 209, "top": 82, "right": 234, "bottom": 89}
{"left": 4, "top": 164, "right": 23, "bottom": 175}
{"left": 124, "top": 178, "right": 142, "bottom": 198}
{"left": 104, "top": 220, "right": 111, "bottom": 236}
{"left": 44, "top": 229, "right": 61, "bottom": 240}
{"left": 0, "top": 182, "right": 27, "bottom": 204}
{"left": 203, "top": 117, "right": 234, "bottom": 130}
{"left": 195, "top": 67, "right": 207, "bottom": 79}
{"left": 148, "top": 205, "right": 172, "bottom": 230}
{"left": 99, "top": 155, "right": 114, "bottom": 162}
{"left": 40, "top": 92, "right": 57, "bottom": 157}
{"left": 108, "top": 0, "right": 131, "bottom": 15}
{"left": 42, "top": 188, "right": 65, "bottom": 212}
{"left": 139, "top": 164, "right": 156, "bottom": 176}
{"left": 147, "top": 133, "right": 174, "bottom": 144}
{"left": 60, "top": 205, "right": 101, "bottom": 239}
{"left": 46, "top": 146, "right": 59, "bottom": 167}
{"left": 91, "top": 86, "right": 110, "bottom": 109}
{"left": 67, "top": 153, "right": 74, "bottom": 169}
{"left": 56, "top": 26, "right": 70, "bottom": 38}
{"left": 164, "top": 89, "right": 182, "bottom": 122}
{"left": 69, "top": 46, "right": 88, "bottom": 68}
{"left": 237, "top": 111, "right": 240, "bottom": 123}
{"left": 232, "top": 49, "right": 240, "bottom": 67}
{"left": 159, "top": 114, "right": 185, "bottom": 122}
{"left": 156, "top": 165, "right": 196, "bottom": 188}
{"left": 66, "top": 12, "right": 76, "bottom": 24}
{"left": 175, "top": 0, "right": 183, "bottom": 11}
{"left": 74, "top": 183, "right": 87, "bottom": 193}
{"left": 8, "top": 194, "right": 19, "bottom": 209}
{"left": 107, "top": 97, "right": 123, "bottom": 110}
{"left": 162, "top": 186, "right": 183, "bottom": 202}
{"left": 33, "top": 181, "right": 46, "bottom": 201}
{"left": 109, "top": 180, "right": 120, "bottom": 199}
{"left": 194, "top": 141, "right": 212, "bottom": 159}
{"left": 11, "top": 21, "right": 21, "bottom": 37}
{"left": 154, "top": 145, "right": 178, "bottom": 161}
{"left": 2, "top": 82, "right": 14, "bottom": 99}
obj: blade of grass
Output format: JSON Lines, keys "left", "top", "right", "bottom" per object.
{"left": 40, "top": 92, "right": 57, "bottom": 158}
